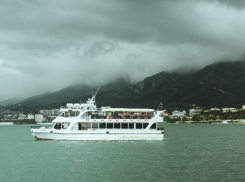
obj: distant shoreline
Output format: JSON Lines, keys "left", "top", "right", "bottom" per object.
{"left": 161, "top": 120, "right": 245, "bottom": 124}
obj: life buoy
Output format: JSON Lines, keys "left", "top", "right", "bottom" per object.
{"left": 123, "top": 117, "right": 126, "bottom": 121}
{"left": 93, "top": 117, "right": 97, "bottom": 121}
{"left": 130, "top": 117, "right": 134, "bottom": 121}
{"left": 116, "top": 117, "right": 119, "bottom": 121}
{"left": 86, "top": 117, "right": 89, "bottom": 121}
{"left": 101, "top": 117, "right": 104, "bottom": 121}
{"left": 144, "top": 117, "right": 148, "bottom": 121}
{"left": 137, "top": 117, "right": 141, "bottom": 121}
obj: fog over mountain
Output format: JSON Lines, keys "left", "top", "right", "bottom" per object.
{"left": 1, "top": 0, "right": 245, "bottom": 100}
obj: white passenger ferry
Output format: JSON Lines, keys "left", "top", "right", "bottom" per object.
{"left": 30, "top": 88, "right": 166, "bottom": 141}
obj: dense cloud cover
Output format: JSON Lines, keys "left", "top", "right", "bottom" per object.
{"left": 1, "top": 0, "right": 245, "bottom": 100}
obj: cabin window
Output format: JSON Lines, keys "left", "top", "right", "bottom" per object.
{"left": 129, "top": 123, "right": 134, "bottom": 129}
{"left": 122, "top": 123, "right": 128, "bottom": 129}
{"left": 91, "top": 114, "right": 99, "bottom": 119}
{"left": 62, "top": 123, "right": 69, "bottom": 129}
{"left": 107, "top": 123, "right": 113, "bottom": 129}
{"left": 114, "top": 123, "right": 120, "bottom": 129}
{"left": 88, "top": 112, "right": 92, "bottom": 116}
{"left": 143, "top": 123, "right": 149, "bottom": 129}
{"left": 150, "top": 123, "right": 156, "bottom": 129}
{"left": 70, "top": 111, "right": 80, "bottom": 117}
{"left": 54, "top": 123, "right": 61, "bottom": 129}
{"left": 78, "top": 123, "right": 89, "bottom": 130}
{"left": 81, "top": 112, "right": 92, "bottom": 118}
{"left": 99, "top": 123, "right": 106, "bottom": 129}
{"left": 81, "top": 123, "right": 89, "bottom": 130}
{"left": 65, "top": 112, "right": 69, "bottom": 117}
{"left": 70, "top": 111, "right": 76, "bottom": 117}
{"left": 136, "top": 123, "right": 142, "bottom": 129}
{"left": 92, "top": 123, "right": 98, "bottom": 129}
{"left": 81, "top": 113, "right": 89, "bottom": 119}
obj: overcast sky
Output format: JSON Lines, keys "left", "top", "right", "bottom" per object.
{"left": 1, "top": 0, "right": 245, "bottom": 100}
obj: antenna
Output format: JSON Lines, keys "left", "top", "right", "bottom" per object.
{"left": 91, "top": 86, "right": 100, "bottom": 103}
{"left": 157, "top": 102, "right": 163, "bottom": 110}
{"left": 94, "top": 86, "right": 100, "bottom": 97}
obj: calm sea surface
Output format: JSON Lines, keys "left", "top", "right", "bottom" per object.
{"left": 1, "top": 124, "right": 245, "bottom": 182}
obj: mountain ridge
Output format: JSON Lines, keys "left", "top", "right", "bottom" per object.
{"left": 5, "top": 60, "right": 245, "bottom": 112}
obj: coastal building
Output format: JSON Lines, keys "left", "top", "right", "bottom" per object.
{"left": 204, "top": 109, "right": 210, "bottom": 113}
{"left": 51, "top": 109, "right": 59, "bottom": 116}
{"left": 27, "top": 114, "right": 34, "bottom": 120}
{"left": 189, "top": 107, "right": 202, "bottom": 116}
{"left": 172, "top": 110, "right": 186, "bottom": 117}
{"left": 4, "top": 114, "right": 13, "bottom": 119}
{"left": 222, "top": 108, "right": 237, "bottom": 113}
{"left": 210, "top": 107, "right": 221, "bottom": 112}
{"left": 14, "top": 114, "right": 19, "bottom": 119}
{"left": 35, "top": 114, "right": 44, "bottom": 123}
{"left": 18, "top": 114, "right": 27, "bottom": 120}
{"left": 39, "top": 110, "right": 52, "bottom": 116}
{"left": 40, "top": 109, "right": 59, "bottom": 116}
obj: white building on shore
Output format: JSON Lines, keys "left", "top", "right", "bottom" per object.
{"left": 27, "top": 114, "right": 34, "bottom": 120}
{"left": 172, "top": 110, "right": 186, "bottom": 117}
{"left": 18, "top": 114, "right": 27, "bottom": 120}
{"left": 35, "top": 114, "right": 44, "bottom": 123}
{"left": 222, "top": 108, "right": 237, "bottom": 113}
{"left": 40, "top": 109, "right": 59, "bottom": 116}
{"left": 189, "top": 107, "right": 202, "bottom": 116}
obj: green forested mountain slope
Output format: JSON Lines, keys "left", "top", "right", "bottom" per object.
{"left": 7, "top": 61, "right": 245, "bottom": 112}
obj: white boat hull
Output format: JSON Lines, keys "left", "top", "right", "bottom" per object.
{"left": 31, "top": 129, "right": 165, "bottom": 141}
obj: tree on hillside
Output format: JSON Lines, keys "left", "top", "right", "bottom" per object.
{"left": 181, "top": 116, "right": 188, "bottom": 121}
{"left": 239, "top": 114, "right": 245, "bottom": 119}
{"left": 191, "top": 114, "right": 201, "bottom": 121}
{"left": 203, "top": 114, "right": 208, "bottom": 120}
{"left": 163, "top": 116, "right": 172, "bottom": 123}
{"left": 208, "top": 115, "right": 216, "bottom": 120}
{"left": 229, "top": 114, "right": 238, "bottom": 119}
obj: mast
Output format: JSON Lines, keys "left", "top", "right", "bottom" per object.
{"left": 90, "top": 87, "right": 100, "bottom": 104}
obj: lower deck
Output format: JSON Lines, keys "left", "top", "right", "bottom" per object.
{"left": 32, "top": 131, "right": 165, "bottom": 141}
{"left": 31, "top": 122, "right": 165, "bottom": 141}
{"left": 52, "top": 122, "right": 164, "bottom": 131}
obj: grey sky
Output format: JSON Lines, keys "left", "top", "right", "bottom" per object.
{"left": 1, "top": 0, "right": 245, "bottom": 100}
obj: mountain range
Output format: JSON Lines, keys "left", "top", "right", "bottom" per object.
{"left": 3, "top": 61, "right": 245, "bottom": 112}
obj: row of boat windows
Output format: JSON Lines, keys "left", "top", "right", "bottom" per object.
{"left": 82, "top": 112, "right": 155, "bottom": 119}
{"left": 85, "top": 115, "right": 153, "bottom": 120}
{"left": 77, "top": 123, "right": 157, "bottom": 130}
{"left": 60, "top": 111, "right": 155, "bottom": 119}
{"left": 53, "top": 122, "right": 157, "bottom": 130}
{"left": 60, "top": 111, "right": 80, "bottom": 117}
{"left": 54, "top": 123, "right": 69, "bottom": 129}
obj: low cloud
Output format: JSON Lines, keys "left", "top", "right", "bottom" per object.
{"left": 1, "top": 0, "right": 245, "bottom": 99}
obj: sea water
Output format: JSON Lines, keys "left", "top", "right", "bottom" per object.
{"left": 0, "top": 124, "right": 245, "bottom": 182}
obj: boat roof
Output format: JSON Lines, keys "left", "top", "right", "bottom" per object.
{"left": 102, "top": 108, "right": 155, "bottom": 112}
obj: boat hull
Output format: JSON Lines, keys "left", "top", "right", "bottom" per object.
{"left": 31, "top": 130, "right": 165, "bottom": 141}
